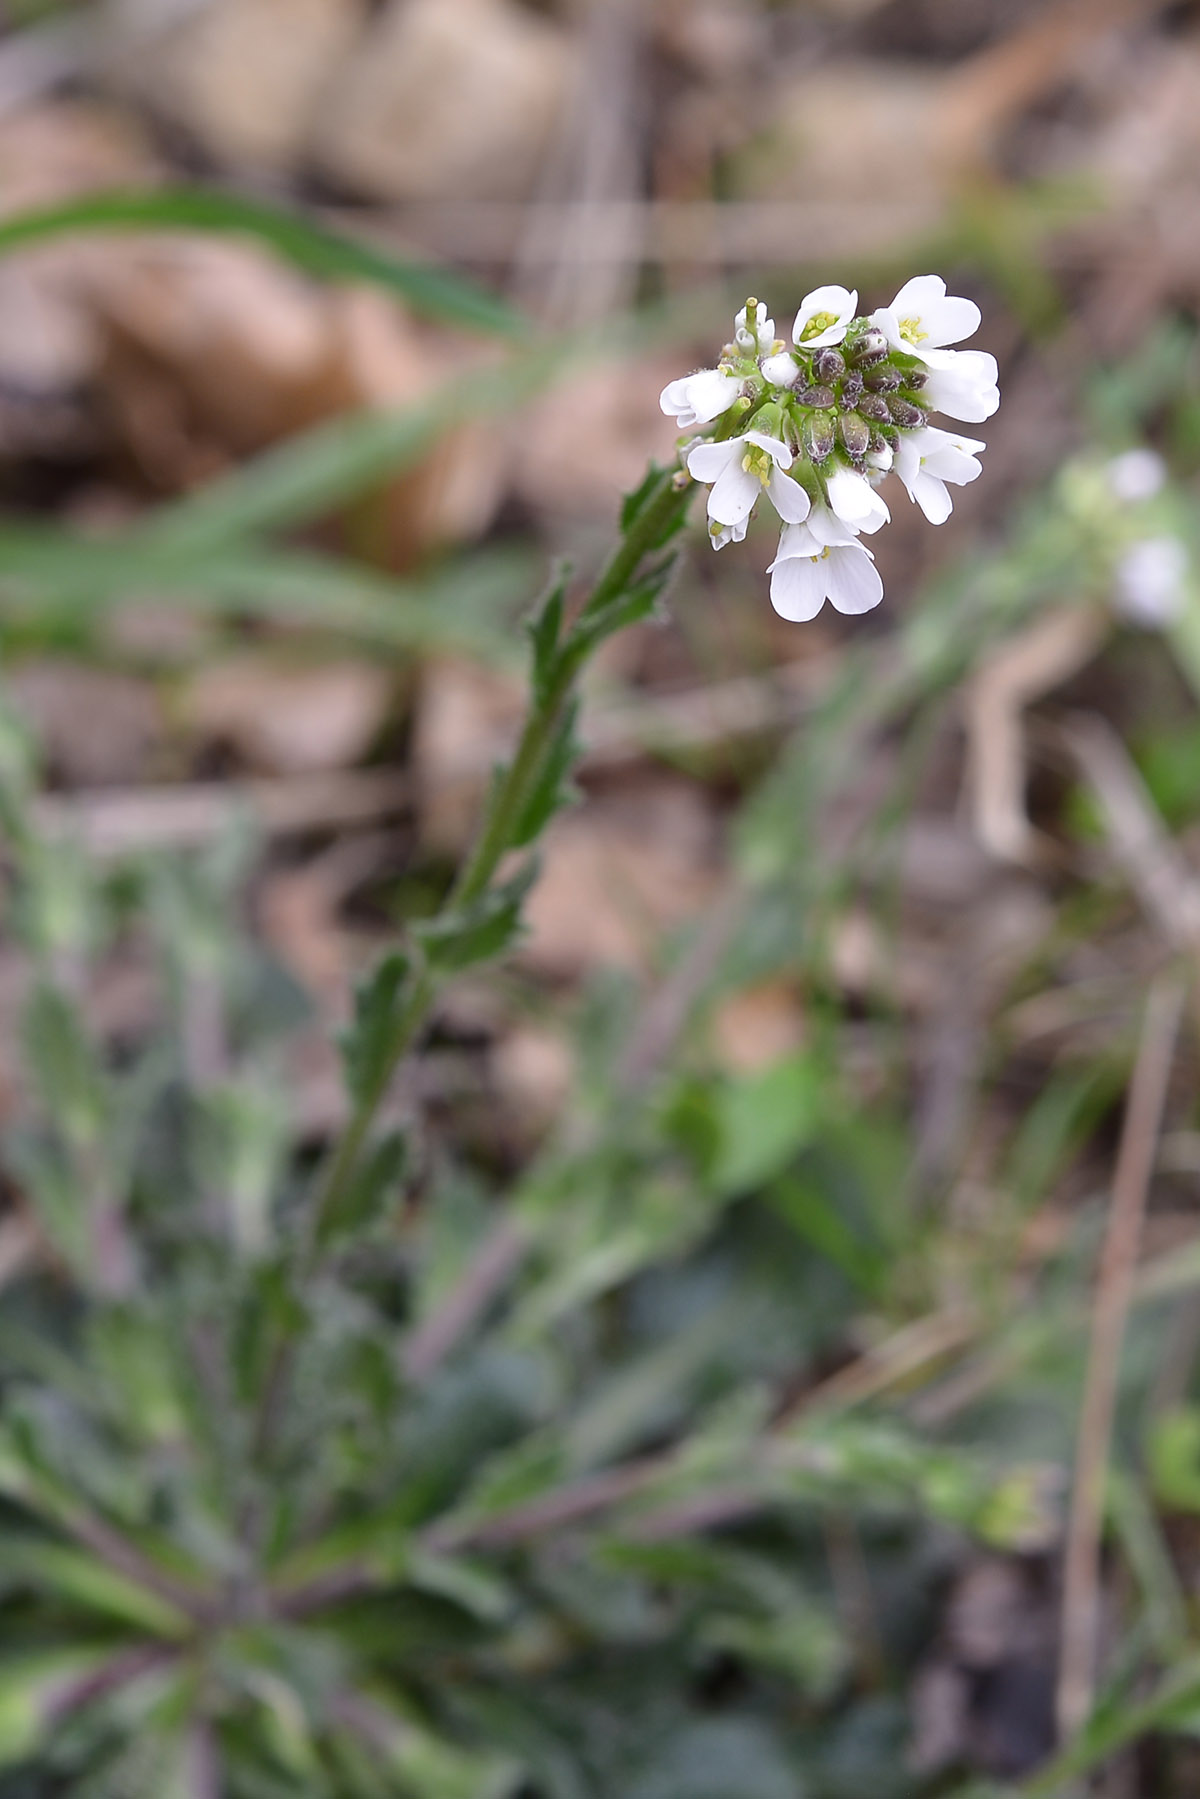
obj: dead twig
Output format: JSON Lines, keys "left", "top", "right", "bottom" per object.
{"left": 1056, "top": 974, "right": 1185, "bottom": 1741}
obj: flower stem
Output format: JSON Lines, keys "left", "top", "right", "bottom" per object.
{"left": 250, "top": 469, "right": 693, "bottom": 1466}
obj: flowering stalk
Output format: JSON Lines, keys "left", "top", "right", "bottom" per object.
{"left": 662, "top": 278, "right": 1000, "bottom": 620}
{"left": 306, "top": 470, "right": 692, "bottom": 1256}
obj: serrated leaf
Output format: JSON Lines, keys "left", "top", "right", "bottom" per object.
{"left": 567, "top": 554, "right": 677, "bottom": 666}
{"left": 340, "top": 954, "right": 412, "bottom": 1107}
{"left": 414, "top": 863, "right": 538, "bottom": 973}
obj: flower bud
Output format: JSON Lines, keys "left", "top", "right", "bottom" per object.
{"left": 847, "top": 327, "right": 888, "bottom": 367}
{"left": 863, "top": 365, "right": 902, "bottom": 392}
{"left": 838, "top": 373, "right": 864, "bottom": 408}
{"left": 903, "top": 368, "right": 928, "bottom": 391}
{"left": 761, "top": 352, "right": 799, "bottom": 388}
{"left": 796, "top": 383, "right": 835, "bottom": 409}
{"left": 813, "top": 347, "right": 846, "bottom": 383}
{"left": 888, "top": 397, "right": 927, "bottom": 429}
{"left": 857, "top": 393, "right": 890, "bottom": 423}
{"left": 868, "top": 429, "right": 889, "bottom": 455}
{"left": 802, "top": 412, "right": 836, "bottom": 464}
{"left": 838, "top": 413, "right": 871, "bottom": 459}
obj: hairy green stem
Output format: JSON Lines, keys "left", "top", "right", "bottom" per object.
{"left": 250, "top": 470, "right": 692, "bottom": 1465}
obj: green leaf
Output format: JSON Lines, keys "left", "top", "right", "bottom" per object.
{"left": 527, "top": 569, "right": 570, "bottom": 706}
{"left": 22, "top": 982, "right": 106, "bottom": 1149}
{"left": 566, "top": 554, "right": 677, "bottom": 667}
{"left": 0, "top": 1537, "right": 190, "bottom": 1638}
{"left": 322, "top": 1130, "right": 409, "bottom": 1245}
{"left": 710, "top": 1054, "right": 820, "bottom": 1196}
{"left": 340, "top": 954, "right": 412, "bottom": 1108}
{"left": 0, "top": 1648, "right": 119, "bottom": 1768}
{"left": 1150, "top": 1407, "right": 1200, "bottom": 1513}
{"left": 414, "top": 862, "right": 538, "bottom": 973}
{"left": 0, "top": 188, "right": 526, "bottom": 338}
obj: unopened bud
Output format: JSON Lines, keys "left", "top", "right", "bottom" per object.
{"left": 813, "top": 347, "right": 846, "bottom": 383}
{"left": 857, "top": 393, "right": 891, "bottom": 423}
{"left": 761, "top": 352, "right": 799, "bottom": 388}
{"left": 863, "top": 365, "right": 902, "bottom": 392}
{"left": 868, "top": 429, "right": 890, "bottom": 455}
{"left": 838, "top": 373, "right": 864, "bottom": 408}
{"left": 888, "top": 398, "right": 926, "bottom": 429}
{"left": 802, "top": 412, "right": 836, "bottom": 464}
{"left": 796, "top": 383, "right": 835, "bottom": 410}
{"left": 904, "top": 368, "right": 928, "bottom": 391}
{"left": 848, "top": 327, "right": 888, "bottom": 366}
{"left": 838, "top": 413, "right": 870, "bottom": 459}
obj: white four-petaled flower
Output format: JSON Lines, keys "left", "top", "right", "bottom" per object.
{"left": 769, "top": 523, "right": 883, "bottom": 622}
{"left": 659, "top": 367, "right": 743, "bottom": 429}
{"left": 735, "top": 303, "right": 776, "bottom": 355}
{"left": 792, "top": 284, "right": 858, "bottom": 349}
{"left": 894, "top": 427, "right": 986, "bottom": 524}
{"left": 919, "top": 349, "right": 1000, "bottom": 423}
{"left": 686, "top": 433, "right": 811, "bottom": 532}
{"left": 870, "top": 275, "right": 981, "bottom": 361}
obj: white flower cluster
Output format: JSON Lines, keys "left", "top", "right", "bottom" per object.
{"left": 661, "top": 277, "right": 1000, "bottom": 622}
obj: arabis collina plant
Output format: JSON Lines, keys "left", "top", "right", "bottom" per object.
{"left": 662, "top": 276, "right": 1000, "bottom": 621}
{"left": 0, "top": 267, "right": 1030, "bottom": 1799}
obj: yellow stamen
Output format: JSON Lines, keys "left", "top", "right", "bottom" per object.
{"left": 899, "top": 315, "right": 929, "bottom": 345}
{"left": 799, "top": 310, "right": 839, "bottom": 343}
{"left": 741, "top": 445, "right": 774, "bottom": 487}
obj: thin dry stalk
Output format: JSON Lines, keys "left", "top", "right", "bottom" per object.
{"left": 1056, "top": 974, "right": 1186, "bottom": 1740}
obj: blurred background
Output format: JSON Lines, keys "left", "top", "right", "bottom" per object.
{"left": 4, "top": 0, "right": 1200, "bottom": 1793}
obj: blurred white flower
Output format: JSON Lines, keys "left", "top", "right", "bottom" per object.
{"left": 687, "top": 432, "right": 812, "bottom": 534}
{"left": 871, "top": 275, "right": 981, "bottom": 362}
{"left": 769, "top": 523, "right": 883, "bottom": 621}
{"left": 660, "top": 368, "right": 742, "bottom": 428}
{"left": 1115, "top": 535, "right": 1189, "bottom": 627}
{"left": 735, "top": 301, "right": 776, "bottom": 355}
{"left": 895, "top": 427, "right": 986, "bottom": 524}
{"left": 919, "top": 349, "right": 999, "bottom": 423}
{"left": 1107, "top": 448, "right": 1166, "bottom": 504}
{"left": 792, "top": 285, "right": 858, "bottom": 350}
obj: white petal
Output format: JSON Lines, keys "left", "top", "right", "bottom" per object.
{"left": 761, "top": 352, "right": 799, "bottom": 387}
{"left": 911, "top": 470, "right": 954, "bottom": 524}
{"left": 792, "top": 284, "right": 857, "bottom": 349}
{"left": 827, "top": 546, "right": 884, "bottom": 615}
{"left": 661, "top": 368, "right": 741, "bottom": 426}
{"left": 827, "top": 466, "right": 890, "bottom": 532}
{"left": 888, "top": 275, "right": 948, "bottom": 317}
{"left": 708, "top": 460, "right": 761, "bottom": 527}
{"left": 869, "top": 306, "right": 904, "bottom": 353}
{"left": 920, "top": 349, "right": 1000, "bottom": 423}
{"left": 918, "top": 293, "right": 981, "bottom": 350}
{"left": 769, "top": 521, "right": 822, "bottom": 564}
{"left": 767, "top": 468, "right": 812, "bottom": 524}
{"left": 805, "top": 503, "right": 860, "bottom": 549}
{"left": 710, "top": 515, "right": 750, "bottom": 551}
{"left": 770, "top": 552, "right": 828, "bottom": 622}
{"left": 686, "top": 439, "right": 738, "bottom": 484}
{"left": 744, "top": 430, "right": 793, "bottom": 469}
